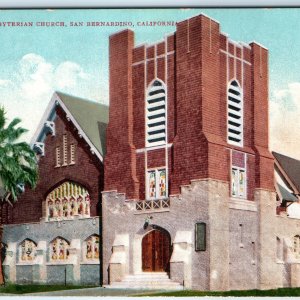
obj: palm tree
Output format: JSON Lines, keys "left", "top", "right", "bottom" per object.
{"left": 0, "top": 106, "right": 38, "bottom": 284}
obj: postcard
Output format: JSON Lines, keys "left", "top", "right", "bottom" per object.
{"left": 0, "top": 8, "right": 300, "bottom": 297}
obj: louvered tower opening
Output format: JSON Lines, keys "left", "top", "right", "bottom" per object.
{"left": 146, "top": 80, "right": 166, "bottom": 147}
{"left": 227, "top": 80, "right": 243, "bottom": 145}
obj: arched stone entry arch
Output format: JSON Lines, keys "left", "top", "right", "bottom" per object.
{"left": 142, "top": 227, "right": 171, "bottom": 272}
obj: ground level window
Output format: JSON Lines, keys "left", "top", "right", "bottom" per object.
{"left": 20, "top": 239, "right": 36, "bottom": 262}
{"left": 50, "top": 237, "right": 70, "bottom": 261}
{"left": 294, "top": 235, "right": 300, "bottom": 258}
{"left": 85, "top": 235, "right": 100, "bottom": 260}
{"left": 147, "top": 168, "right": 167, "bottom": 199}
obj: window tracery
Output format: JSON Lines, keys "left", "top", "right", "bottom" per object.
{"left": 50, "top": 237, "right": 69, "bottom": 261}
{"left": 147, "top": 168, "right": 167, "bottom": 199}
{"left": 85, "top": 235, "right": 100, "bottom": 260}
{"left": 46, "top": 182, "right": 90, "bottom": 221}
{"left": 20, "top": 239, "right": 37, "bottom": 262}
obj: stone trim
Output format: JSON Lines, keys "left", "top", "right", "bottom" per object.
{"left": 229, "top": 198, "right": 257, "bottom": 211}
{"left": 134, "top": 209, "right": 170, "bottom": 215}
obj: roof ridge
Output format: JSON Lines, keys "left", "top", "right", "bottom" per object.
{"left": 55, "top": 91, "right": 108, "bottom": 108}
{"left": 273, "top": 151, "right": 300, "bottom": 164}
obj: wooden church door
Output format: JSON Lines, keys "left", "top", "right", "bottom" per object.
{"left": 142, "top": 229, "right": 171, "bottom": 272}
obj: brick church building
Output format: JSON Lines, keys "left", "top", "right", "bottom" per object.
{"left": 3, "top": 13, "right": 300, "bottom": 290}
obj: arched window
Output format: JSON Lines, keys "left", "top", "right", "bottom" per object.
{"left": 84, "top": 235, "right": 100, "bottom": 260}
{"left": 146, "top": 79, "right": 166, "bottom": 147}
{"left": 293, "top": 235, "right": 300, "bottom": 258}
{"left": 46, "top": 182, "right": 90, "bottom": 221}
{"left": 20, "top": 239, "right": 37, "bottom": 262}
{"left": 227, "top": 80, "right": 243, "bottom": 146}
{"left": 50, "top": 237, "right": 70, "bottom": 261}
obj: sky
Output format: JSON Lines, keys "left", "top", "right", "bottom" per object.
{"left": 1, "top": 8, "right": 300, "bottom": 159}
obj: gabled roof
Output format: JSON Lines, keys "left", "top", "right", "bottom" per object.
{"left": 273, "top": 151, "right": 300, "bottom": 193}
{"left": 31, "top": 91, "right": 109, "bottom": 162}
{"left": 277, "top": 183, "right": 298, "bottom": 204}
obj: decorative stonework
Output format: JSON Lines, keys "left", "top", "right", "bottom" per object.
{"left": 33, "top": 142, "right": 45, "bottom": 156}
{"left": 50, "top": 237, "right": 70, "bottom": 261}
{"left": 46, "top": 182, "right": 90, "bottom": 221}
{"left": 20, "top": 239, "right": 36, "bottom": 262}
{"left": 44, "top": 121, "right": 55, "bottom": 136}
{"left": 135, "top": 198, "right": 170, "bottom": 212}
{"left": 85, "top": 235, "right": 100, "bottom": 261}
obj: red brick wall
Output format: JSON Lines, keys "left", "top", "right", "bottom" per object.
{"left": 105, "top": 13, "right": 274, "bottom": 200}
{"left": 3, "top": 106, "right": 103, "bottom": 224}
{"left": 104, "top": 29, "right": 139, "bottom": 199}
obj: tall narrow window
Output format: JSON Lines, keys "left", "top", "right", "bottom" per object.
{"left": 148, "top": 171, "right": 156, "bottom": 198}
{"left": 294, "top": 235, "right": 300, "bottom": 259}
{"left": 227, "top": 80, "right": 243, "bottom": 146}
{"left": 62, "top": 134, "right": 68, "bottom": 166}
{"left": 146, "top": 80, "right": 166, "bottom": 147}
{"left": 158, "top": 169, "right": 166, "bottom": 197}
{"left": 231, "top": 167, "right": 246, "bottom": 198}
{"left": 70, "top": 144, "right": 75, "bottom": 165}
{"left": 55, "top": 147, "right": 61, "bottom": 167}
{"left": 195, "top": 223, "right": 206, "bottom": 251}
{"left": 277, "top": 237, "right": 283, "bottom": 261}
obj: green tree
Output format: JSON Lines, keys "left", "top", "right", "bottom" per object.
{"left": 0, "top": 106, "right": 38, "bottom": 284}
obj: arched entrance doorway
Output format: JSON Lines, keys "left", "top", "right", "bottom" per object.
{"left": 142, "top": 228, "right": 171, "bottom": 272}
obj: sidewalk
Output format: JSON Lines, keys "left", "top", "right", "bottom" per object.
{"left": 24, "top": 287, "right": 158, "bottom": 297}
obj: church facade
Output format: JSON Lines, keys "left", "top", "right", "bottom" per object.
{"left": 2, "top": 92, "right": 108, "bottom": 285}
{"left": 102, "top": 13, "right": 276, "bottom": 291}
{"left": 3, "top": 13, "right": 300, "bottom": 290}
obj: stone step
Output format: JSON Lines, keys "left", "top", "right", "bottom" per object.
{"left": 110, "top": 284, "right": 182, "bottom": 289}
{"left": 122, "top": 279, "right": 176, "bottom": 283}
{"left": 127, "top": 272, "right": 168, "bottom": 276}
{"left": 104, "top": 272, "right": 184, "bottom": 290}
{"left": 105, "top": 283, "right": 183, "bottom": 290}
{"left": 121, "top": 279, "right": 181, "bottom": 284}
{"left": 124, "top": 275, "right": 170, "bottom": 281}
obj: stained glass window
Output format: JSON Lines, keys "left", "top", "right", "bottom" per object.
{"left": 231, "top": 168, "right": 238, "bottom": 196}
{"left": 147, "top": 168, "right": 167, "bottom": 199}
{"left": 20, "top": 239, "right": 36, "bottom": 262}
{"left": 158, "top": 169, "right": 166, "bottom": 197}
{"left": 50, "top": 237, "right": 69, "bottom": 261}
{"left": 231, "top": 167, "right": 246, "bottom": 198}
{"left": 46, "top": 182, "right": 90, "bottom": 221}
{"left": 148, "top": 171, "right": 156, "bottom": 198}
{"left": 238, "top": 170, "right": 245, "bottom": 197}
{"left": 85, "top": 235, "right": 100, "bottom": 260}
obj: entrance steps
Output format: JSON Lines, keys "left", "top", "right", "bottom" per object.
{"left": 105, "top": 272, "right": 184, "bottom": 290}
